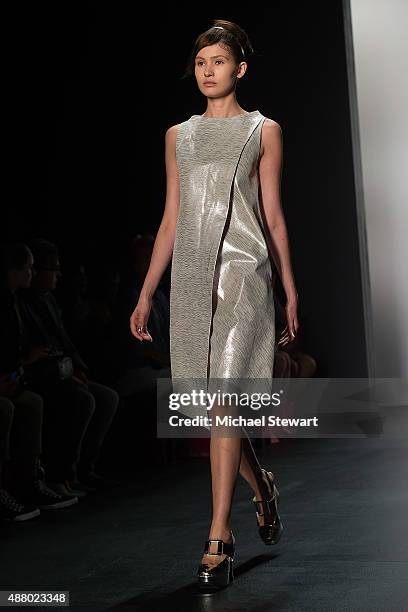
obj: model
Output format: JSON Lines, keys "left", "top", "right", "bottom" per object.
{"left": 130, "top": 19, "right": 299, "bottom": 592}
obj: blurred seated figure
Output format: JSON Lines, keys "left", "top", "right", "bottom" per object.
{"left": 114, "top": 234, "right": 171, "bottom": 397}
{"left": 272, "top": 267, "right": 317, "bottom": 379}
{"left": 0, "top": 242, "right": 77, "bottom": 520}
{"left": 65, "top": 259, "right": 122, "bottom": 387}
{"left": 19, "top": 239, "right": 119, "bottom": 495}
{"left": 271, "top": 267, "right": 316, "bottom": 435}
{"left": 56, "top": 257, "right": 90, "bottom": 343}
{"left": 0, "top": 388, "right": 78, "bottom": 521}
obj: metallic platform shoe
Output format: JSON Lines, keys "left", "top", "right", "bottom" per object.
{"left": 197, "top": 531, "right": 235, "bottom": 592}
{"left": 252, "top": 469, "right": 283, "bottom": 545}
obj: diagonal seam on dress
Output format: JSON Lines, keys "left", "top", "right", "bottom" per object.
{"left": 170, "top": 110, "right": 275, "bottom": 422}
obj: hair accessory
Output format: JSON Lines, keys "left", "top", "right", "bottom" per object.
{"left": 212, "top": 25, "right": 245, "bottom": 58}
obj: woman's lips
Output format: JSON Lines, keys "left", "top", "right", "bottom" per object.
{"left": 203, "top": 82, "right": 216, "bottom": 86}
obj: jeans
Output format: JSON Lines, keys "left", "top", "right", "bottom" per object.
{"left": 0, "top": 390, "right": 43, "bottom": 495}
{"left": 27, "top": 377, "right": 119, "bottom": 482}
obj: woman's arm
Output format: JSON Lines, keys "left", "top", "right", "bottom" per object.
{"left": 130, "top": 124, "right": 180, "bottom": 340}
{"left": 139, "top": 124, "right": 180, "bottom": 301}
{"left": 258, "top": 119, "right": 299, "bottom": 339}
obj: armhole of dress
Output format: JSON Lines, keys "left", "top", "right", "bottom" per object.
{"left": 257, "top": 116, "right": 267, "bottom": 167}
{"left": 175, "top": 122, "right": 184, "bottom": 168}
{"left": 256, "top": 117, "right": 275, "bottom": 285}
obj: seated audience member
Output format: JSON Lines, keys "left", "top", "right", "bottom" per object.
{"left": 114, "top": 234, "right": 170, "bottom": 397}
{"left": 64, "top": 260, "right": 122, "bottom": 386}
{"left": 273, "top": 272, "right": 316, "bottom": 378}
{"left": 19, "top": 238, "right": 119, "bottom": 494}
{"left": 56, "top": 258, "right": 90, "bottom": 342}
{"left": 0, "top": 242, "right": 77, "bottom": 520}
{"left": 271, "top": 268, "right": 316, "bottom": 432}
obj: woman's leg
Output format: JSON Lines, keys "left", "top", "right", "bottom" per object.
{"left": 239, "top": 428, "right": 280, "bottom": 529}
{"left": 6, "top": 390, "right": 43, "bottom": 499}
{"left": 0, "top": 397, "right": 14, "bottom": 490}
{"left": 200, "top": 382, "right": 279, "bottom": 569}
{"left": 201, "top": 433, "right": 242, "bottom": 568}
{"left": 76, "top": 381, "right": 119, "bottom": 477}
{"left": 239, "top": 428, "right": 270, "bottom": 500}
{"left": 200, "top": 425, "right": 275, "bottom": 568}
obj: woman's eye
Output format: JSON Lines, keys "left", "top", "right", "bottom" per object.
{"left": 196, "top": 60, "right": 224, "bottom": 66}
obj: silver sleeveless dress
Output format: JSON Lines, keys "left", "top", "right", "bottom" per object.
{"left": 170, "top": 110, "right": 275, "bottom": 421}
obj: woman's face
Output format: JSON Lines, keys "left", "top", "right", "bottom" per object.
{"left": 194, "top": 43, "right": 245, "bottom": 98}
{"left": 8, "top": 253, "right": 34, "bottom": 289}
{"left": 34, "top": 267, "right": 61, "bottom": 291}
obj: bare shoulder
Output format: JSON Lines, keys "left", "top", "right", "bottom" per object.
{"left": 165, "top": 123, "right": 181, "bottom": 145}
{"left": 261, "top": 117, "right": 282, "bottom": 133}
{"left": 260, "top": 118, "right": 282, "bottom": 156}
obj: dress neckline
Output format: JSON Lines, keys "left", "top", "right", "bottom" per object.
{"left": 192, "top": 110, "right": 260, "bottom": 121}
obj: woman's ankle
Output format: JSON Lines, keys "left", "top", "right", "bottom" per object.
{"left": 253, "top": 468, "right": 272, "bottom": 500}
{"left": 208, "top": 526, "right": 232, "bottom": 543}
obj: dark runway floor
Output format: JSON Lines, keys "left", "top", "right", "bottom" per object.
{"left": 1, "top": 436, "right": 408, "bottom": 611}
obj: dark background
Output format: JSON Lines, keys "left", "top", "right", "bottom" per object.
{"left": 4, "top": 1, "right": 368, "bottom": 377}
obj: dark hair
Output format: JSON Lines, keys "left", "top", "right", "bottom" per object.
{"left": 0, "top": 242, "right": 32, "bottom": 288}
{"left": 183, "top": 19, "right": 254, "bottom": 79}
{"left": 27, "top": 238, "right": 60, "bottom": 270}
{"left": 0, "top": 242, "right": 32, "bottom": 272}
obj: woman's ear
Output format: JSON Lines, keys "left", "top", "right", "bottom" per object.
{"left": 237, "top": 61, "right": 247, "bottom": 78}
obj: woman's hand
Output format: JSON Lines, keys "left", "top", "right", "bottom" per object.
{"left": 72, "top": 369, "right": 89, "bottom": 386}
{"left": 22, "top": 346, "right": 51, "bottom": 366}
{"left": 277, "top": 296, "right": 300, "bottom": 347}
{"left": 130, "top": 295, "right": 154, "bottom": 342}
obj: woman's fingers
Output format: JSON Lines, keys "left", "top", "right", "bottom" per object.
{"left": 130, "top": 297, "right": 154, "bottom": 342}
{"left": 278, "top": 329, "right": 291, "bottom": 346}
{"left": 278, "top": 314, "right": 300, "bottom": 347}
{"left": 139, "top": 326, "right": 153, "bottom": 342}
{"left": 130, "top": 314, "right": 141, "bottom": 339}
{"left": 284, "top": 300, "right": 300, "bottom": 342}
{"left": 130, "top": 313, "right": 145, "bottom": 341}
{"left": 130, "top": 315, "right": 153, "bottom": 342}
{"left": 289, "top": 314, "right": 300, "bottom": 338}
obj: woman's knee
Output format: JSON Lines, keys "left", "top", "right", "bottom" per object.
{"left": 10, "top": 390, "right": 43, "bottom": 421}
{"left": 75, "top": 386, "right": 97, "bottom": 419}
{"left": 273, "top": 351, "right": 291, "bottom": 377}
{"left": 88, "top": 383, "right": 119, "bottom": 415}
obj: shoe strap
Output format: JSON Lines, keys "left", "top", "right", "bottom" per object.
{"left": 204, "top": 536, "right": 235, "bottom": 556}
{"left": 253, "top": 470, "right": 278, "bottom": 514}
{"left": 253, "top": 497, "right": 273, "bottom": 515}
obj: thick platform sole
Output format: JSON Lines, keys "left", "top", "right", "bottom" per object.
{"left": 263, "top": 520, "right": 284, "bottom": 545}
{"left": 197, "top": 558, "right": 234, "bottom": 593}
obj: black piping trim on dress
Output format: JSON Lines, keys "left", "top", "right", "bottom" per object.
{"left": 205, "top": 117, "right": 265, "bottom": 387}
{"left": 254, "top": 117, "right": 273, "bottom": 284}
